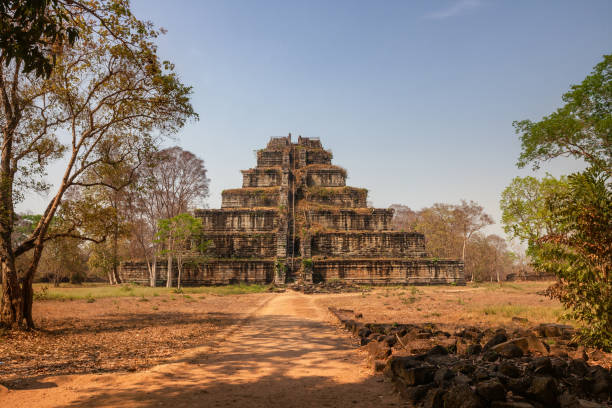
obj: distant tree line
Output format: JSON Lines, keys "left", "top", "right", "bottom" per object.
{"left": 12, "top": 146, "right": 209, "bottom": 288}
{"left": 390, "top": 200, "right": 525, "bottom": 282}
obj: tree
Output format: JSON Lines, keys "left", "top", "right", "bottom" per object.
{"left": 80, "top": 160, "right": 147, "bottom": 284}
{"left": 39, "top": 237, "right": 86, "bottom": 286}
{"left": 514, "top": 54, "right": 611, "bottom": 175}
{"left": 536, "top": 168, "right": 611, "bottom": 350}
{"left": 414, "top": 203, "right": 462, "bottom": 258}
{"left": 390, "top": 201, "right": 500, "bottom": 282}
{"left": 453, "top": 200, "right": 494, "bottom": 265}
{"left": 130, "top": 147, "right": 209, "bottom": 287}
{"left": 0, "top": 0, "right": 196, "bottom": 329}
{"left": 143, "top": 147, "right": 210, "bottom": 219}
{"left": 500, "top": 175, "right": 569, "bottom": 254}
{"left": 486, "top": 234, "right": 509, "bottom": 283}
{"left": 507, "top": 54, "right": 611, "bottom": 349}
{"left": 155, "top": 213, "right": 206, "bottom": 289}
{"left": 389, "top": 204, "right": 418, "bottom": 231}
{"left": 463, "top": 233, "right": 513, "bottom": 282}
{"left": 0, "top": 0, "right": 79, "bottom": 78}
{"left": 87, "top": 240, "right": 116, "bottom": 284}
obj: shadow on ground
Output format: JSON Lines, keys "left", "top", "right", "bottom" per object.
{"left": 44, "top": 312, "right": 395, "bottom": 407}
{"left": 1, "top": 312, "right": 241, "bottom": 388}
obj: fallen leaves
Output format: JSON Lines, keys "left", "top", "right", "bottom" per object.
{"left": 0, "top": 293, "right": 265, "bottom": 388}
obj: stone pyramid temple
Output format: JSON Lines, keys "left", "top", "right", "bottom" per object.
{"left": 121, "top": 135, "right": 464, "bottom": 285}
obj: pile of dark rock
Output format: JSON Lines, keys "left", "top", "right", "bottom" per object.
{"left": 291, "top": 281, "right": 370, "bottom": 294}
{"left": 329, "top": 308, "right": 611, "bottom": 408}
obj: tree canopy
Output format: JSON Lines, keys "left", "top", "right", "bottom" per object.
{"left": 0, "top": 0, "right": 197, "bottom": 328}
{"left": 514, "top": 54, "right": 611, "bottom": 175}
{"left": 0, "top": 0, "right": 79, "bottom": 77}
{"left": 536, "top": 168, "right": 611, "bottom": 350}
{"left": 504, "top": 54, "right": 611, "bottom": 350}
{"left": 500, "top": 175, "right": 569, "bottom": 252}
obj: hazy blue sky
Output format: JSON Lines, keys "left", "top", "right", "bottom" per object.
{"left": 21, "top": 0, "right": 612, "bottom": 237}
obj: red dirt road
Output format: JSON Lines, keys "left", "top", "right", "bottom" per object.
{"left": 1, "top": 292, "right": 400, "bottom": 407}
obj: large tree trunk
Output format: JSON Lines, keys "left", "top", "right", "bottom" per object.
{"left": 21, "top": 243, "right": 46, "bottom": 329}
{"left": 1, "top": 257, "right": 23, "bottom": 328}
{"left": 166, "top": 254, "right": 172, "bottom": 288}
{"left": 21, "top": 273, "right": 35, "bottom": 328}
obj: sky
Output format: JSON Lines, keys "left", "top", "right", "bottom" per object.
{"left": 20, "top": 0, "right": 612, "bottom": 238}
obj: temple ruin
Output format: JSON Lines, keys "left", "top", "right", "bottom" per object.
{"left": 120, "top": 135, "right": 465, "bottom": 285}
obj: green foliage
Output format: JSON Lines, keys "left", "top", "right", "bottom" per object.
{"left": 12, "top": 214, "right": 42, "bottom": 246}
{"left": 301, "top": 258, "right": 313, "bottom": 269}
{"left": 514, "top": 54, "right": 611, "bottom": 174}
{"left": 274, "top": 259, "right": 287, "bottom": 277}
{"left": 88, "top": 242, "right": 117, "bottom": 279}
{"left": 534, "top": 168, "right": 611, "bottom": 350}
{"left": 155, "top": 213, "right": 207, "bottom": 258}
{"left": 155, "top": 213, "right": 207, "bottom": 288}
{"left": 507, "top": 55, "right": 611, "bottom": 350}
{"left": 500, "top": 175, "right": 569, "bottom": 252}
{"left": 1, "top": 0, "right": 197, "bottom": 328}
{"left": 0, "top": 0, "right": 79, "bottom": 78}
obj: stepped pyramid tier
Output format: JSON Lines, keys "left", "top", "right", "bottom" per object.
{"left": 120, "top": 135, "right": 464, "bottom": 286}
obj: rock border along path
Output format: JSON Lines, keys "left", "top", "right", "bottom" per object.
{"left": 329, "top": 308, "right": 612, "bottom": 407}
{"left": 1, "top": 292, "right": 399, "bottom": 408}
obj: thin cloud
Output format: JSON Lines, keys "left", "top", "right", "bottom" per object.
{"left": 425, "top": 0, "right": 483, "bottom": 19}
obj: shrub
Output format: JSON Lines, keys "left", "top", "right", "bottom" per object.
{"left": 534, "top": 168, "right": 611, "bottom": 351}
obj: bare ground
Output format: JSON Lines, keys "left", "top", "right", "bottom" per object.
{"left": 1, "top": 281, "right": 609, "bottom": 406}
{"left": 314, "top": 281, "right": 612, "bottom": 368}
{"left": 314, "top": 281, "right": 567, "bottom": 329}
{"left": 0, "top": 291, "right": 400, "bottom": 407}
{"left": 0, "top": 292, "right": 274, "bottom": 387}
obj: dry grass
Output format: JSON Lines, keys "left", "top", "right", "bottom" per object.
{"left": 315, "top": 281, "right": 570, "bottom": 329}
{"left": 33, "top": 282, "right": 272, "bottom": 301}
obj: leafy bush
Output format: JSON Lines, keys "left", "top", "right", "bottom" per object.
{"left": 534, "top": 168, "right": 611, "bottom": 350}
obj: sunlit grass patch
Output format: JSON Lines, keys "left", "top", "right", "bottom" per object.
{"left": 470, "top": 282, "right": 526, "bottom": 292}
{"left": 477, "top": 304, "right": 570, "bottom": 323}
{"left": 182, "top": 283, "right": 271, "bottom": 296}
{"left": 32, "top": 282, "right": 271, "bottom": 301}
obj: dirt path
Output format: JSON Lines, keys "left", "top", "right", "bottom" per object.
{"left": 1, "top": 291, "right": 400, "bottom": 407}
